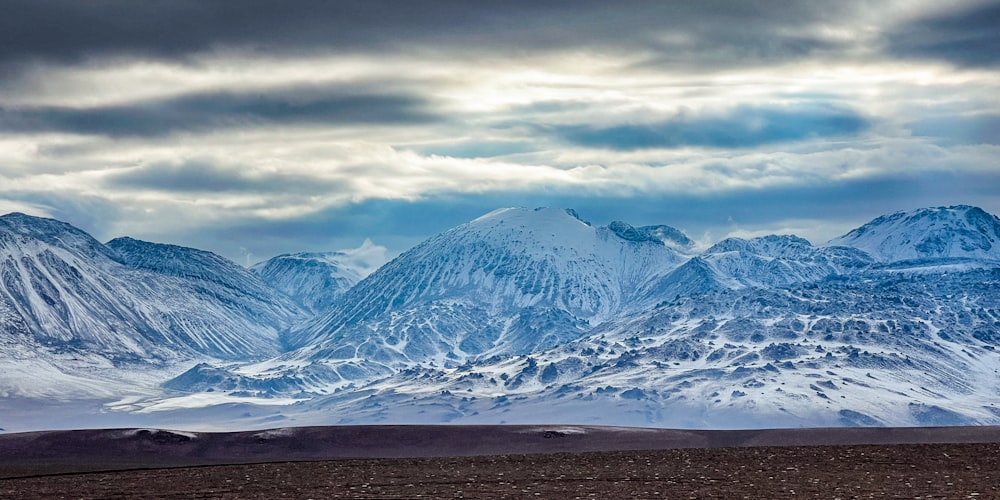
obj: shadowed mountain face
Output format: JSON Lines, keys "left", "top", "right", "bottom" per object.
{"left": 284, "top": 208, "right": 689, "bottom": 351}
{"left": 3, "top": 205, "right": 1000, "bottom": 430}
{"left": 0, "top": 212, "right": 304, "bottom": 399}
{"left": 250, "top": 252, "right": 362, "bottom": 314}
{"left": 209, "top": 208, "right": 693, "bottom": 390}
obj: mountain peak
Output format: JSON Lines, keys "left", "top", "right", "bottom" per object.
{"left": 453, "top": 207, "right": 600, "bottom": 253}
{"left": 1, "top": 211, "right": 84, "bottom": 234}
{"left": 470, "top": 207, "right": 591, "bottom": 227}
{"left": 1, "top": 211, "right": 41, "bottom": 221}
{"left": 707, "top": 234, "right": 813, "bottom": 257}
{"left": 829, "top": 205, "right": 1000, "bottom": 262}
{"left": 107, "top": 236, "right": 237, "bottom": 270}
{"left": 0, "top": 212, "right": 114, "bottom": 259}
{"left": 607, "top": 221, "right": 693, "bottom": 249}
{"left": 280, "top": 205, "right": 687, "bottom": 363}
{"left": 106, "top": 236, "right": 269, "bottom": 294}
{"left": 250, "top": 252, "right": 362, "bottom": 313}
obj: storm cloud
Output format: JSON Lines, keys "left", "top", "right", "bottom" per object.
{"left": 0, "top": 87, "right": 436, "bottom": 137}
{"left": 0, "top": 0, "right": 864, "bottom": 72}
{"left": 104, "top": 161, "right": 349, "bottom": 194}
{"left": 885, "top": 2, "right": 1000, "bottom": 67}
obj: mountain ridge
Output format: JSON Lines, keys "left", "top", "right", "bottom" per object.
{"left": 0, "top": 214, "right": 305, "bottom": 399}
{"left": 271, "top": 207, "right": 691, "bottom": 377}
{"left": 3, "top": 204, "right": 1000, "bottom": 431}
{"left": 828, "top": 205, "right": 1000, "bottom": 263}
{"left": 156, "top": 204, "right": 1000, "bottom": 429}
{"left": 249, "top": 252, "right": 362, "bottom": 313}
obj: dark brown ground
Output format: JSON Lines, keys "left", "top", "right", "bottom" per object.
{"left": 2, "top": 425, "right": 999, "bottom": 498}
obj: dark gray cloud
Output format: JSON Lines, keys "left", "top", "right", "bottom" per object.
{"left": 549, "top": 104, "right": 870, "bottom": 150}
{"left": 0, "top": 87, "right": 436, "bottom": 137}
{"left": 885, "top": 2, "right": 1000, "bottom": 67}
{"left": 0, "top": 0, "right": 861, "bottom": 71}
{"left": 104, "top": 161, "right": 347, "bottom": 195}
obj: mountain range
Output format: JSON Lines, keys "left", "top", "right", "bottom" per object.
{"left": 1, "top": 205, "right": 999, "bottom": 431}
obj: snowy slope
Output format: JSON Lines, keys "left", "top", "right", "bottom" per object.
{"left": 698, "top": 235, "right": 873, "bottom": 287}
{"left": 7, "top": 205, "right": 1000, "bottom": 431}
{"left": 250, "top": 252, "right": 362, "bottom": 313}
{"left": 270, "top": 264, "right": 1000, "bottom": 428}
{"left": 638, "top": 234, "right": 873, "bottom": 303}
{"left": 828, "top": 205, "right": 1000, "bottom": 263}
{"left": 170, "top": 208, "right": 692, "bottom": 392}
{"left": 156, "top": 205, "right": 1000, "bottom": 429}
{"left": 285, "top": 208, "right": 689, "bottom": 356}
{"left": 105, "top": 237, "right": 305, "bottom": 356}
{"left": 0, "top": 214, "right": 305, "bottom": 398}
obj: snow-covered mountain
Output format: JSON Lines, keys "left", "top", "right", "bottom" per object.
{"left": 828, "top": 205, "right": 1000, "bottom": 263}
{"left": 157, "top": 205, "right": 1000, "bottom": 430}
{"left": 216, "top": 208, "right": 693, "bottom": 389}
{"left": 620, "top": 234, "right": 873, "bottom": 306}
{"left": 161, "top": 208, "right": 695, "bottom": 394}
{"left": 250, "top": 252, "right": 362, "bottom": 313}
{"left": 5, "top": 205, "right": 1000, "bottom": 431}
{"left": 298, "top": 208, "right": 689, "bottom": 343}
{"left": 0, "top": 213, "right": 304, "bottom": 399}
{"left": 313, "top": 265, "right": 997, "bottom": 428}
{"left": 104, "top": 236, "right": 305, "bottom": 356}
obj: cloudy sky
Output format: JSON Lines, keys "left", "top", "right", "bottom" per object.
{"left": 1, "top": 0, "right": 998, "bottom": 267}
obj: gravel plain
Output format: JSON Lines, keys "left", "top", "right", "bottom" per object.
{"left": 2, "top": 425, "right": 998, "bottom": 498}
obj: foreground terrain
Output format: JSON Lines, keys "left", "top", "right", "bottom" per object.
{"left": 2, "top": 443, "right": 997, "bottom": 498}
{"left": 1, "top": 425, "right": 999, "bottom": 498}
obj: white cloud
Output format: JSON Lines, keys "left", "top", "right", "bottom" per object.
{"left": 0, "top": 199, "right": 53, "bottom": 218}
{"left": 337, "top": 239, "right": 391, "bottom": 277}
